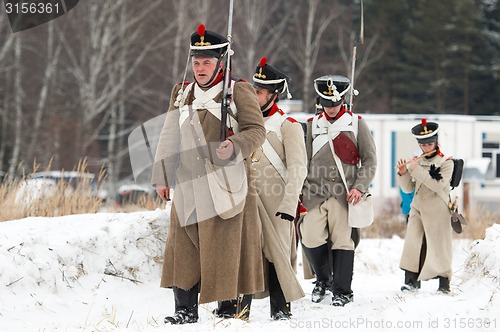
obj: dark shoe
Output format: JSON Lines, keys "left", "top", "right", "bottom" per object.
{"left": 272, "top": 309, "right": 292, "bottom": 320}
{"left": 214, "top": 300, "right": 237, "bottom": 319}
{"left": 401, "top": 270, "right": 421, "bottom": 292}
{"left": 311, "top": 281, "right": 328, "bottom": 303}
{"left": 164, "top": 308, "right": 198, "bottom": 324}
{"left": 438, "top": 277, "right": 450, "bottom": 293}
{"left": 268, "top": 262, "right": 291, "bottom": 319}
{"left": 214, "top": 295, "right": 252, "bottom": 320}
{"left": 400, "top": 284, "right": 420, "bottom": 292}
{"left": 331, "top": 293, "right": 353, "bottom": 307}
{"left": 166, "top": 285, "right": 199, "bottom": 324}
{"left": 213, "top": 308, "right": 233, "bottom": 319}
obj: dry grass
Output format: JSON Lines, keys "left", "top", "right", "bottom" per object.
{"left": 362, "top": 201, "right": 407, "bottom": 239}
{"left": 363, "top": 201, "right": 500, "bottom": 240}
{"left": 2, "top": 163, "right": 498, "bottom": 241}
{"left": 458, "top": 205, "right": 500, "bottom": 239}
{"left": 0, "top": 160, "right": 105, "bottom": 222}
{"left": 111, "top": 195, "right": 164, "bottom": 213}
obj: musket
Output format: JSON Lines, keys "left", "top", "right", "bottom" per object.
{"left": 220, "top": 0, "right": 234, "bottom": 142}
{"left": 348, "top": 0, "right": 364, "bottom": 111}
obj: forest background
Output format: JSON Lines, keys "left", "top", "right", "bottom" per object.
{"left": 0, "top": 0, "right": 499, "bottom": 195}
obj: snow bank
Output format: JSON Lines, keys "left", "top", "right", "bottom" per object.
{"left": 1, "top": 210, "right": 499, "bottom": 332}
{"left": 463, "top": 224, "right": 500, "bottom": 279}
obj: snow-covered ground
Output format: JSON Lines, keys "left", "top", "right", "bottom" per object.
{"left": 1, "top": 205, "right": 499, "bottom": 332}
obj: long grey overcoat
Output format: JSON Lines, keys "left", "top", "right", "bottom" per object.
{"left": 152, "top": 80, "right": 266, "bottom": 304}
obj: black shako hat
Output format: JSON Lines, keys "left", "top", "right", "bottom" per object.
{"left": 190, "top": 24, "right": 229, "bottom": 59}
{"left": 314, "top": 75, "right": 351, "bottom": 107}
{"left": 252, "top": 57, "right": 292, "bottom": 99}
{"left": 411, "top": 118, "right": 439, "bottom": 144}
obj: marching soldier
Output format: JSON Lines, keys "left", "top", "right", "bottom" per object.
{"left": 397, "top": 119, "right": 454, "bottom": 293}
{"left": 300, "top": 75, "right": 377, "bottom": 306}
{"left": 251, "top": 57, "right": 307, "bottom": 320}
{"left": 151, "top": 24, "right": 266, "bottom": 324}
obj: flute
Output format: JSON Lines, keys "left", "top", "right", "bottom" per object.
{"left": 395, "top": 149, "right": 436, "bottom": 169}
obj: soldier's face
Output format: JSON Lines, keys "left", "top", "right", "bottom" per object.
{"left": 419, "top": 142, "right": 436, "bottom": 153}
{"left": 254, "top": 87, "right": 275, "bottom": 111}
{"left": 323, "top": 104, "right": 342, "bottom": 118}
{"left": 192, "top": 55, "right": 221, "bottom": 86}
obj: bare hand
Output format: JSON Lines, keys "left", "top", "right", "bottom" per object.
{"left": 397, "top": 159, "right": 408, "bottom": 175}
{"left": 216, "top": 139, "right": 234, "bottom": 160}
{"left": 156, "top": 185, "right": 170, "bottom": 201}
{"left": 408, "top": 156, "right": 419, "bottom": 171}
{"left": 347, "top": 188, "right": 363, "bottom": 205}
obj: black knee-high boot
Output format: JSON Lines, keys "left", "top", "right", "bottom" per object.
{"left": 165, "top": 284, "right": 199, "bottom": 325}
{"left": 331, "top": 249, "right": 354, "bottom": 306}
{"left": 269, "top": 263, "right": 291, "bottom": 320}
{"left": 302, "top": 243, "right": 330, "bottom": 303}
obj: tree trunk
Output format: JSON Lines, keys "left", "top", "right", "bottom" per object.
{"left": 7, "top": 36, "right": 23, "bottom": 180}
{"left": 27, "top": 22, "right": 61, "bottom": 162}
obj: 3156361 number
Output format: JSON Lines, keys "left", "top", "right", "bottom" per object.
{"left": 5, "top": 1, "right": 60, "bottom": 14}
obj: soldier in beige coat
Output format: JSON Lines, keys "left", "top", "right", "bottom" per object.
{"left": 250, "top": 57, "right": 306, "bottom": 320}
{"left": 300, "top": 75, "right": 377, "bottom": 307}
{"left": 151, "top": 25, "right": 266, "bottom": 324}
{"left": 397, "top": 119, "right": 454, "bottom": 293}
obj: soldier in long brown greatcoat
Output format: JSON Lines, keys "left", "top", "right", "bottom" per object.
{"left": 151, "top": 24, "right": 266, "bottom": 324}
{"left": 300, "top": 75, "right": 377, "bottom": 307}
{"left": 250, "top": 57, "right": 307, "bottom": 320}
{"left": 397, "top": 119, "right": 454, "bottom": 293}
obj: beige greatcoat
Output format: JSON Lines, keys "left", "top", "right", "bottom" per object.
{"left": 398, "top": 153, "right": 454, "bottom": 280}
{"left": 252, "top": 105, "right": 307, "bottom": 302}
{"left": 151, "top": 80, "right": 266, "bottom": 304}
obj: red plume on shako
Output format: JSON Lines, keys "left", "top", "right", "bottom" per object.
{"left": 197, "top": 24, "right": 205, "bottom": 37}
{"left": 259, "top": 56, "right": 267, "bottom": 68}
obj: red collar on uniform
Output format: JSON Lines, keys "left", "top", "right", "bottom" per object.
{"left": 324, "top": 105, "right": 347, "bottom": 122}
{"left": 265, "top": 103, "right": 283, "bottom": 117}
{"left": 209, "top": 70, "right": 224, "bottom": 87}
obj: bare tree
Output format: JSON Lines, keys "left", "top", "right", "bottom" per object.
{"left": 26, "top": 21, "right": 62, "bottom": 162}
{"left": 171, "top": 0, "right": 189, "bottom": 81}
{"left": 0, "top": 12, "right": 15, "bottom": 176}
{"left": 333, "top": 2, "right": 386, "bottom": 111}
{"left": 53, "top": 0, "right": 178, "bottom": 190}
{"left": 289, "top": 0, "right": 339, "bottom": 112}
{"left": 232, "top": 0, "right": 291, "bottom": 79}
{"left": 61, "top": 1, "right": 171, "bottom": 151}
{"left": 7, "top": 35, "right": 23, "bottom": 180}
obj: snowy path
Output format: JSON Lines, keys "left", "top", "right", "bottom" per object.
{"left": 0, "top": 210, "right": 498, "bottom": 331}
